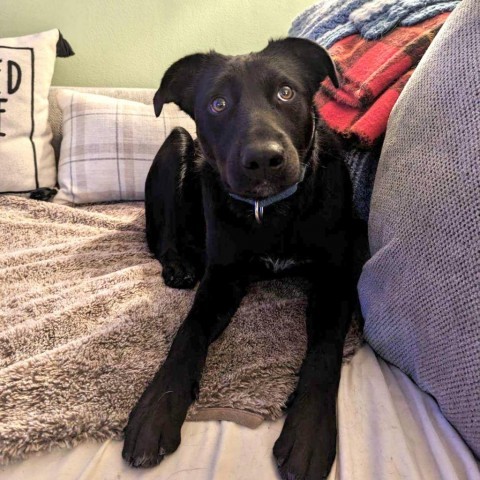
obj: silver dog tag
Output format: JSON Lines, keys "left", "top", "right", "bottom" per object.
{"left": 255, "top": 201, "right": 264, "bottom": 223}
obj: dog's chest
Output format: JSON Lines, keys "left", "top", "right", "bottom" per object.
{"left": 260, "top": 255, "right": 312, "bottom": 273}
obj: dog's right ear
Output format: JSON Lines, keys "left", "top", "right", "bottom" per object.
{"left": 153, "top": 53, "right": 217, "bottom": 119}
{"left": 263, "top": 38, "right": 339, "bottom": 94}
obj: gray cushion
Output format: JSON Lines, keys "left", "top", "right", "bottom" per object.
{"left": 358, "top": 0, "right": 479, "bottom": 457}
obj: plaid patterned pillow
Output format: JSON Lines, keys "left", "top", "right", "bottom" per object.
{"left": 54, "top": 89, "right": 196, "bottom": 204}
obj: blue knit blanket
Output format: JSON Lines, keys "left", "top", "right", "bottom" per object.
{"left": 290, "top": 0, "right": 460, "bottom": 48}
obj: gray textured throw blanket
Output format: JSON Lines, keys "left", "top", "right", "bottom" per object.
{"left": 0, "top": 197, "right": 362, "bottom": 464}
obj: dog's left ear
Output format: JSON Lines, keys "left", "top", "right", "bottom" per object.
{"left": 263, "top": 38, "right": 339, "bottom": 92}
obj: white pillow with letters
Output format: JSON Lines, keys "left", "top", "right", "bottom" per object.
{"left": 0, "top": 29, "right": 73, "bottom": 194}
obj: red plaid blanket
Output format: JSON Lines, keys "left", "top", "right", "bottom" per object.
{"left": 316, "top": 13, "right": 450, "bottom": 147}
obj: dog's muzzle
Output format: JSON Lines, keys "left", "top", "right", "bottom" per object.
{"left": 229, "top": 165, "right": 307, "bottom": 223}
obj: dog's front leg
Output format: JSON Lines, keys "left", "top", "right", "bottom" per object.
{"left": 274, "top": 264, "right": 353, "bottom": 480}
{"left": 122, "top": 265, "right": 247, "bottom": 468}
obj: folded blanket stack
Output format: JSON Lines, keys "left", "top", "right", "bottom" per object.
{"left": 290, "top": 0, "right": 460, "bottom": 219}
{"left": 316, "top": 13, "right": 449, "bottom": 147}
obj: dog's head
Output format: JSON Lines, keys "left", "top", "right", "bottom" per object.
{"left": 153, "top": 38, "right": 338, "bottom": 199}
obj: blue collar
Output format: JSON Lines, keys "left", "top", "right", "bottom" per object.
{"left": 229, "top": 165, "right": 306, "bottom": 223}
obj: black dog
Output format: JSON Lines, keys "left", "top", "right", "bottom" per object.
{"left": 122, "top": 38, "right": 367, "bottom": 480}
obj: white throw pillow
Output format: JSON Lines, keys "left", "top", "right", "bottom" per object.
{"left": 0, "top": 29, "right": 73, "bottom": 194}
{"left": 54, "top": 89, "right": 196, "bottom": 204}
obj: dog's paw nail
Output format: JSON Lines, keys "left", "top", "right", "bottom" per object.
{"left": 279, "top": 469, "right": 298, "bottom": 480}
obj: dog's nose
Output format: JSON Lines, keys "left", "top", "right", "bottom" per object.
{"left": 241, "top": 142, "right": 285, "bottom": 175}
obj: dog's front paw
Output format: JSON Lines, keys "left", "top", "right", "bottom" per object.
{"left": 273, "top": 391, "right": 337, "bottom": 480}
{"left": 122, "top": 376, "right": 194, "bottom": 468}
{"left": 161, "top": 258, "right": 198, "bottom": 289}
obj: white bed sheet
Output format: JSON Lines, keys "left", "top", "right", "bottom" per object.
{"left": 1, "top": 345, "right": 478, "bottom": 480}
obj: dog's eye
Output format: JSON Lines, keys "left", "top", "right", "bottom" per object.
{"left": 210, "top": 97, "right": 227, "bottom": 113}
{"left": 277, "top": 86, "right": 295, "bottom": 102}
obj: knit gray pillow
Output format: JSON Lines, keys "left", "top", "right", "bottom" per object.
{"left": 358, "top": 0, "right": 479, "bottom": 457}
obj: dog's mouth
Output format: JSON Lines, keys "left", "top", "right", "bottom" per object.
{"left": 229, "top": 180, "right": 297, "bottom": 200}
{"left": 223, "top": 153, "right": 304, "bottom": 200}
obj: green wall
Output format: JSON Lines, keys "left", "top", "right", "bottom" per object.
{"left": 2, "top": 0, "right": 313, "bottom": 88}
